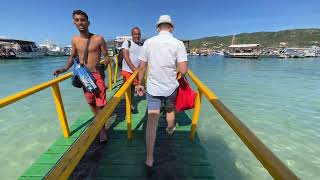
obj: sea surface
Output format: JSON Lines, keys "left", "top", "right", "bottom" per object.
{"left": 0, "top": 56, "right": 319, "bottom": 179}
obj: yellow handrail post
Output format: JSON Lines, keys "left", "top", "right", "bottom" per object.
{"left": 190, "top": 89, "right": 202, "bottom": 140}
{"left": 51, "top": 83, "right": 70, "bottom": 138}
{"left": 125, "top": 88, "right": 132, "bottom": 139}
{"left": 108, "top": 63, "right": 112, "bottom": 90}
{"left": 113, "top": 54, "right": 119, "bottom": 84}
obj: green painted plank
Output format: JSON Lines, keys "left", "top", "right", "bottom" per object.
{"left": 97, "top": 164, "right": 146, "bottom": 177}
{"left": 69, "top": 124, "right": 89, "bottom": 137}
{"left": 188, "top": 166, "right": 215, "bottom": 178}
{"left": 46, "top": 145, "right": 70, "bottom": 154}
{"left": 53, "top": 136, "right": 77, "bottom": 146}
{"left": 18, "top": 177, "right": 44, "bottom": 180}
{"left": 70, "top": 117, "right": 92, "bottom": 126}
{"left": 22, "top": 163, "right": 53, "bottom": 177}
{"left": 96, "top": 178, "right": 214, "bottom": 180}
{"left": 36, "top": 153, "right": 63, "bottom": 164}
{"left": 96, "top": 178, "right": 149, "bottom": 180}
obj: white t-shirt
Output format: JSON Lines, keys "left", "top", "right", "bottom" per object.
{"left": 121, "top": 40, "right": 142, "bottom": 73}
{"left": 139, "top": 31, "right": 188, "bottom": 96}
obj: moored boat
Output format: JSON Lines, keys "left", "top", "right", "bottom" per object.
{"left": 0, "top": 38, "right": 45, "bottom": 59}
{"left": 224, "top": 44, "right": 260, "bottom": 58}
{"left": 40, "top": 41, "right": 66, "bottom": 56}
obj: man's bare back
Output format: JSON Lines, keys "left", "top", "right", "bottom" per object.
{"left": 73, "top": 34, "right": 108, "bottom": 72}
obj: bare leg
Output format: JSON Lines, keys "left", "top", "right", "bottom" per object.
{"left": 89, "top": 103, "right": 107, "bottom": 142}
{"left": 166, "top": 107, "right": 175, "bottom": 128}
{"left": 145, "top": 109, "right": 160, "bottom": 167}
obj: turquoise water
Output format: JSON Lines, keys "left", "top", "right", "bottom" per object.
{"left": 1, "top": 56, "right": 320, "bottom": 179}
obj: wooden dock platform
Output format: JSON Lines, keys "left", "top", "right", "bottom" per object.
{"left": 19, "top": 80, "right": 216, "bottom": 180}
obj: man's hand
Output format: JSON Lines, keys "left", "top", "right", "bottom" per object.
{"left": 103, "top": 59, "right": 110, "bottom": 70}
{"left": 135, "top": 85, "right": 145, "bottom": 96}
{"left": 53, "top": 68, "right": 65, "bottom": 77}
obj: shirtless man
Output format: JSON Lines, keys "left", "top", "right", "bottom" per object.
{"left": 53, "top": 10, "right": 110, "bottom": 142}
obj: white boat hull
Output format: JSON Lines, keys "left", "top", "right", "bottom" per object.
{"left": 224, "top": 52, "right": 259, "bottom": 58}
{"left": 15, "top": 51, "right": 46, "bottom": 59}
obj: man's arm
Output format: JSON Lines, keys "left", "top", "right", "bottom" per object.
{"left": 100, "top": 37, "right": 110, "bottom": 66}
{"left": 177, "top": 41, "right": 189, "bottom": 75}
{"left": 136, "top": 60, "right": 147, "bottom": 96}
{"left": 123, "top": 48, "right": 137, "bottom": 71}
{"left": 178, "top": 61, "right": 188, "bottom": 75}
{"left": 53, "top": 38, "right": 77, "bottom": 76}
{"left": 136, "top": 42, "right": 147, "bottom": 96}
{"left": 138, "top": 60, "right": 147, "bottom": 85}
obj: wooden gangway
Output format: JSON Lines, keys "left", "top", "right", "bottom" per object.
{"left": 0, "top": 56, "right": 298, "bottom": 180}
{"left": 71, "top": 95, "right": 216, "bottom": 179}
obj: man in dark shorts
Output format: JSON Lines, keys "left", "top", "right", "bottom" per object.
{"left": 53, "top": 10, "right": 110, "bottom": 142}
{"left": 136, "top": 15, "right": 189, "bottom": 169}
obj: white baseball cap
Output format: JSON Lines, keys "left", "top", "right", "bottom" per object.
{"left": 156, "top": 15, "right": 174, "bottom": 27}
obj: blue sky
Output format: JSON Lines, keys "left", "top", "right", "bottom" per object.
{"left": 0, "top": 0, "right": 319, "bottom": 46}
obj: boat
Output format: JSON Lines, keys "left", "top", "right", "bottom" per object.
{"left": 259, "top": 49, "right": 280, "bottom": 58}
{"left": 63, "top": 45, "right": 72, "bottom": 56}
{"left": 40, "top": 41, "right": 66, "bottom": 56}
{"left": 281, "top": 48, "right": 306, "bottom": 58}
{"left": 224, "top": 34, "right": 260, "bottom": 58}
{"left": 199, "top": 52, "right": 208, "bottom": 56}
{"left": 278, "top": 54, "right": 289, "bottom": 58}
{"left": 0, "top": 38, "right": 45, "bottom": 59}
{"left": 115, "top": 36, "right": 132, "bottom": 51}
{"left": 0, "top": 41, "right": 16, "bottom": 59}
{"left": 215, "top": 50, "right": 224, "bottom": 56}
{"left": 224, "top": 44, "right": 260, "bottom": 58}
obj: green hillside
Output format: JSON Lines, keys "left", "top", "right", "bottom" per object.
{"left": 189, "top": 28, "right": 320, "bottom": 49}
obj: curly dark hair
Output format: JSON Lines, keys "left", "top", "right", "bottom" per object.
{"left": 72, "top": 10, "right": 88, "bottom": 20}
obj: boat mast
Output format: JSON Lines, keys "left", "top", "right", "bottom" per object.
{"left": 231, "top": 34, "right": 235, "bottom": 45}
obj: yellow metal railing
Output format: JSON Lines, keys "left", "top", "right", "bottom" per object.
{"left": 113, "top": 54, "right": 119, "bottom": 84}
{"left": 46, "top": 68, "right": 298, "bottom": 180}
{"left": 0, "top": 57, "right": 118, "bottom": 138}
{"left": 3, "top": 57, "right": 299, "bottom": 179}
{"left": 46, "top": 70, "right": 138, "bottom": 179}
{"left": 186, "top": 69, "right": 298, "bottom": 180}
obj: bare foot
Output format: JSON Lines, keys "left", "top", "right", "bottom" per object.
{"left": 145, "top": 159, "right": 154, "bottom": 167}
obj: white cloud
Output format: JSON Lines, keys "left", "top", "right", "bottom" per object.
{"left": 0, "top": 35, "right": 8, "bottom": 39}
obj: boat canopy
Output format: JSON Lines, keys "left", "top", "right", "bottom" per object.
{"left": 228, "top": 44, "right": 260, "bottom": 48}
{"left": 0, "top": 38, "right": 34, "bottom": 44}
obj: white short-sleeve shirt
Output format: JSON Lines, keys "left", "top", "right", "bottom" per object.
{"left": 139, "top": 31, "right": 188, "bottom": 96}
{"left": 121, "top": 40, "right": 142, "bottom": 73}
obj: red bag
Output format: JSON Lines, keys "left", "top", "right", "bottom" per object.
{"left": 175, "top": 77, "right": 197, "bottom": 112}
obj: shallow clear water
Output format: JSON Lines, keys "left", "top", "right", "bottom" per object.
{"left": 0, "top": 57, "right": 90, "bottom": 179}
{"left": 188, "top": 56, "right": 320, "bottom": 180}
{"left": 0, "top": 56, "right": 319, "bottom": 179}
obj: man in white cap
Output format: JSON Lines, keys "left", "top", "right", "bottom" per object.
{"left": 136, "top": 15, "right": 188, "bottom": 169}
